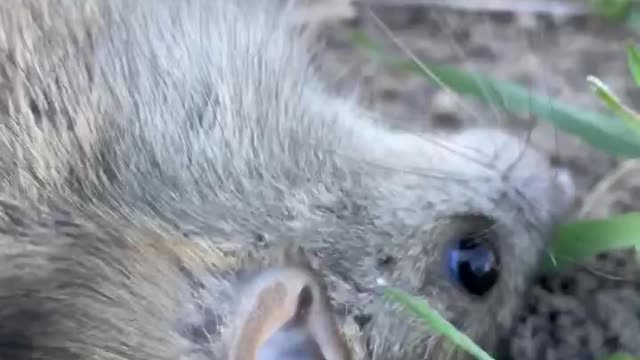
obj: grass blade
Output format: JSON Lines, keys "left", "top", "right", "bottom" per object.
{"left": 626, "top": 40, "right": 640, "bottom": 87}
{"left": 349, "top": 31, "right": 640, "bottom": 157}
{"left": 544, "top": 212, "right": 640, "bottom": 272}
{"left": 602, "top": 353, "right": 640, "bottom": 360}
{"left": 588, "top": 75, "right": 640, "bottom": 134}
{"left": 383, "top": 287, "right": 495, "bottom": 360}
{"left": 590, "top": 0, "right": 633, "bottom": 21}
{"left": 624, "top": 8, "right": 640, "bottom": 34}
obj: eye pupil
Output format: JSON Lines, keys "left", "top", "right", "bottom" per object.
{"left": 448, "top": 236, "right": 499, "bottom": 296}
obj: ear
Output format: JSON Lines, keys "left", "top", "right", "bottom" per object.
{"left": 228, "top": 267, "right": 350, "bottom": 360}
{"left": 256, "top": 285, "right": 326, "bottom": 360}
{"left": 290, "top": 285, "right": 314, "bottom": 323}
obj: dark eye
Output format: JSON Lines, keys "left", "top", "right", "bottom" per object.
{"left": 447, "top": 233, "right": 500, "bottom": 296}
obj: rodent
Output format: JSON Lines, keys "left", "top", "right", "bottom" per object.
{"left": 0, "top": 1, "right": 576, "bottom": 359}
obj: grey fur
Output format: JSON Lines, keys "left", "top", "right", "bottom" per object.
{"left": 0, "top": 1, "right": 575, "bottom": 359}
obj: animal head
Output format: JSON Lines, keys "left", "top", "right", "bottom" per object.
{"left": 0, "top": 1, "right": 576, "bottom": 359}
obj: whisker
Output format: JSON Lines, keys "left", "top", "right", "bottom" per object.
{"left": 433, "top": 13, "right": 507, "bottom": 128}
{"left": 363, "top": 8, "right": 487, "bottom": 127}
{"left": 418, "top": 135, "right": 496, "bottom": 170}
{"left": 580, "top": 263, "right": 637, "bottom": 282}
{"left": 329, "top": 147, "right": 485, "bottom": 183}
{"left": 360, "top": 8, "right": 544, "bottom": 179}
{"left": 578, "top": 159, "right": 640, "bottom": 218}
{"left": 532, "top": 25, "right": 565, "bottom": 192}
{"left": 502, "top": 118, "right": 534, "bottom": 180}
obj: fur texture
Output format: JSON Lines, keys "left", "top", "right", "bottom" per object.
{"left": 0, "top": 1, "right": 575, "bottom": 359}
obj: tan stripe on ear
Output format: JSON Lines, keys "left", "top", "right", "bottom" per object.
{"left": 228, "top": 267, "right": 350, "bottom": 360}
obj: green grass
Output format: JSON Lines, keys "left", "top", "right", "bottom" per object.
{"left": 351, "top": 15, "right": 640, "bottom": 360}
{"left": 545, "top": 212, "right": 640, "bottom": 271}
{"left": 382, "top": 286, "right": 496, "bottom": 360}
{"left": 590, "top": 0, "right": 635, "bottom": 22}
{"left": 383, "top": 283, "right": 639, "bottom": 360}
{"left": 349, "top": 31, "right": 640, "bottom": 157}
{"left": 605, "top": 354, "right": 640, "bottom": 360}
{"left": 590, "top": 0, "right": 640, "bottom": 34}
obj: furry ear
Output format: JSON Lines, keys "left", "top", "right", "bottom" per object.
{"left": 228, "top": 267, "right": 350, "bottom": 360}
{"left": 292, "top": 285, "right": 315, "bottom": 322}
{"left": 256, "top": 285, "right": 327, "bottom": 360}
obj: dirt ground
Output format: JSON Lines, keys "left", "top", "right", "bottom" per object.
{"left": 310, "top": 2, "right": 640, "bottom": 359}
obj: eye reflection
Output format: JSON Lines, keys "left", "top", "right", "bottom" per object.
{"left": 447, "top": 234, "right": 499, "bottom": 296}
